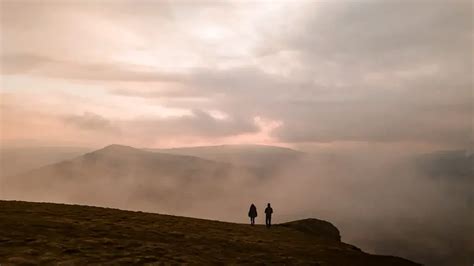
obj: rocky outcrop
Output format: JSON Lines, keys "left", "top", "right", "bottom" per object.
{"left": 280, "top": 218, "right": 341, "bottom": 241}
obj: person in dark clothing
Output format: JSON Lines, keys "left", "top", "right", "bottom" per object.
{"left": 264, "top": 203, "right": 273, "bottom": 228}
{"left": 248, "top": 204, "right": 257, "bottom": 225}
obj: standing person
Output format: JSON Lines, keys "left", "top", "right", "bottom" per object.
{"left": 248, "top": 204, "right": 257, "bottom": 226}
{"left": 265, "top": 203, "right": 273, "bottom": 228}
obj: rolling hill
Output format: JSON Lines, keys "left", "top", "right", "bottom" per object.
{"left": 2, "top": 144, "right": 261, "bottom": 216}
{"left": 0, "top": 200, "right": 419, "bottom": 265}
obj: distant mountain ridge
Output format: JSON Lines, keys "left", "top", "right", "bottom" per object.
{"left": 150, "top": 144, "right": 305, "bottom": 173}
{"left": 0, "top": 144, "right": 304, "bottom": 177}
{"left": 3, "top": 144, "right": 261, "bottom": 214}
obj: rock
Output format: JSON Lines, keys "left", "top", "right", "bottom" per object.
{"left": 279, "top": 218, "right": 341, "bottom": 241}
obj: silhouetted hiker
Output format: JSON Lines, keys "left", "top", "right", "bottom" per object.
{"left": 265, "top": 203, "right": 273, "bottom": 228}
{"left": 248, "top": 204, "right": 257, "bottom": 226}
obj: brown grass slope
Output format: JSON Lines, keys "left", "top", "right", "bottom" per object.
{"left": 0, "top": 201, "right": 419, "bottom": 265}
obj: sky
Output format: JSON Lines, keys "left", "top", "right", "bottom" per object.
{"left": 0, "top": 0, "right": 472, "bottom": 151}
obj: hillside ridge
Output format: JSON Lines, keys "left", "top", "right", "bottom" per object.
{"left": 0, "top": 200, "right": 419, "bottom": 265}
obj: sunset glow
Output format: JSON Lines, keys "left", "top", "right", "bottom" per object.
{"left": 0, "top": 0, "right": 471, "bottom": 150}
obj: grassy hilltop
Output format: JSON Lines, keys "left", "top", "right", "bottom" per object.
{"left": 0, "top": 201, "right": 419, "bottom": 265}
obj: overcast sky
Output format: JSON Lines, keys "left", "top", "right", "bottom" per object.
{"left": 1, "top": 0, "right": 472, "bottom": 151}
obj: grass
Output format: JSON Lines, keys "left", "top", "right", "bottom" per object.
{"left": 0, "top": 200, "right": 419, "bottom": 265}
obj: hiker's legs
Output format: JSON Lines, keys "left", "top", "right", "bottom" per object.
{"left": 250, "top": 217, "right": 255, "bottom": 225}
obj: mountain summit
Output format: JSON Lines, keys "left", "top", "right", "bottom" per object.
{"left": 95, "top": 144, "right": 145, "bottom": 154}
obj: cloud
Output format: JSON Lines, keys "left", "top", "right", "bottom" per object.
{"left": 271, "top": 100, "right": 472, "bottom": 145}
{"left": 188, "top": 0, "right": 472, "bottom": 147}
{"left": 122, "top": 109, "right": 259, "bottom": 139}
{"left": 63, "top": 109, "right": 258, "bottom": 138}
{"left": 64, "top": 112, "right": 117, "bottom": 132}
{"left": 1, "top": 0, "right": 472, "bottom": 150}
{"left": 261, "top": 0, "right": 473, "bottom": 146}
{"left": 0, "top": 54, "right": 183, "bottom": 82}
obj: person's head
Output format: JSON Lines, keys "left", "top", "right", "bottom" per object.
{"left": 267, "top": 203, "right": 271, "bottom": 207}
